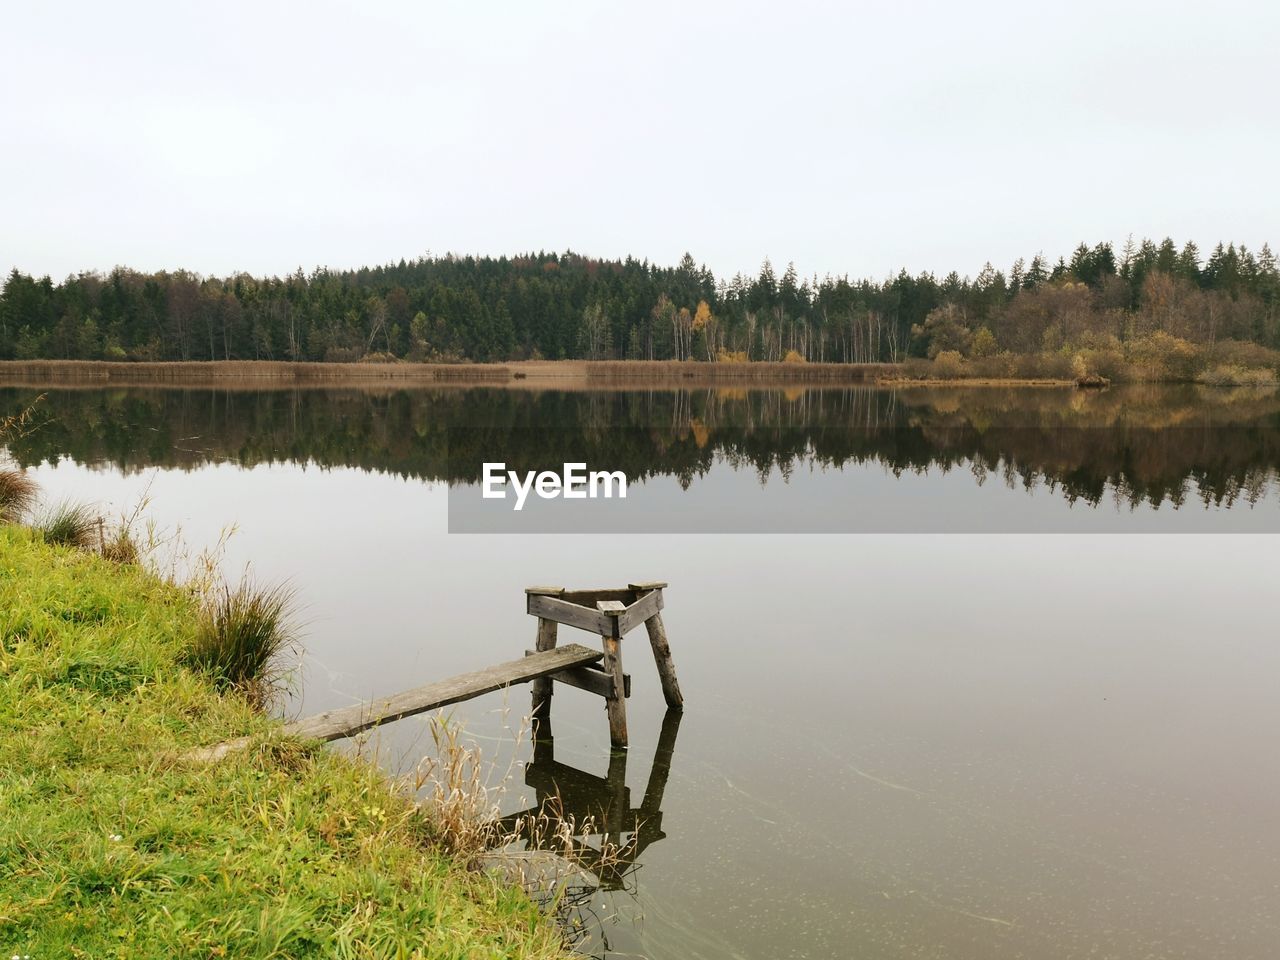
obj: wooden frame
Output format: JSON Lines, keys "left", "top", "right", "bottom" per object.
{"left": 525, "top": 581, "right": 681, "bottom": 748}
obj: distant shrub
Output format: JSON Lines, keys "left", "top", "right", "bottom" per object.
{"left": 1211, "top": 339, "right": 1280, "bottom": 370}
{"left": 1126, "top": 332, "right": 1200, "bottom": 381}
{"left": 969, "top": 326, "right": 998, "bottom": 358}
{"left": 782, "top": 350, "right": 806, "bottom": 363}
{"left": 1077, "top": 346, "right": 1130, "bottom": 382}
{"left": 1197, "top": 364, "right": 1279, "bottom": 387}
{"left": 716, "top": 350, "right": 750, "bottom": 363}
{"left": 931, "top": 350, "right": 966, "bottom": 379}
{"left": 966, "top": 354, "right": 1017, "bottom": 379}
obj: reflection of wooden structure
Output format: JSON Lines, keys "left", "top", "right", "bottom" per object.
{"left": 189, "top": 582, "right": 681, "bottom": 762}
{"left": 527, "top": 582, "right": 682, "bottom": 748}
{"left": 499, "top": 708, "right": 683, "bottom": 891}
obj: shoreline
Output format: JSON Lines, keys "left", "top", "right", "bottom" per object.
{"left": 0, "top": 526, "right": 568, "bottom": 957}
{"left": 6, "top": 360, "right": 1262, "bottom": 391}
{"left": 0, "top": 358, "right": 1100, "bottom": 391}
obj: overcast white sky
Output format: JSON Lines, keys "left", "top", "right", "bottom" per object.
{"left": 2, "top": 0, "right": 1277, "bottom": 284}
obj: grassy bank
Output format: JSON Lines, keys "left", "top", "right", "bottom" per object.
{"left": 0, "top": 526, "right": 566, "bottom": 959}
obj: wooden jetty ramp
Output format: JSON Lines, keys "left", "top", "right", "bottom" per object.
{"left": 188, "top": 581, "right": 680, "bottom": 761}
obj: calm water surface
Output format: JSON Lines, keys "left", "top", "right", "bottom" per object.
{"left": 7, "top": 383, "right": 1280, "bottom": 959}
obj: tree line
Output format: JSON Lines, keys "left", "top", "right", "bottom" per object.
{"left": 2, "top": 239, "right": 1278, "bottom": 364}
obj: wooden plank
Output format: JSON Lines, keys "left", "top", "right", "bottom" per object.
{"left": 524, "top": 585, "right": 565, "bottom": 596}
{"left": 627, "top": 580, "right": 669, "bottom": 591}
{"left": 525, "top": 651, "right": 630, "bottom": 698}
{"left": 527, "top": 593, "right": 614, "bottom": 636}
{"left": 617, "top": 588, "right": 663, "bottom": 637}
{"left": 560, "top": 588, "right": 636, "bottom": 606}
{"left": 285, "top": 644, "right": 603, "bottom": 743}
{"left": 596, "top": 600, "right": 626, "bottom": 615}
{"left": 557, "top": 665, "right": 631, "bottom": 699}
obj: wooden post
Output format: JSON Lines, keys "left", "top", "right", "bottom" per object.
{"left": 526, "top": 586, "right": 563, "bottom": 738}
{"left": 630, "top": 582, "right": 683, "bottom": 710}
{"left": 598, "top": 600, "right": 628, "bottom": 748}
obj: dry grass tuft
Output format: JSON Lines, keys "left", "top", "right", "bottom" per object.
{"left": 410, "top": 716, "right": 513, "bottom": 860}
{"left": 0, "top": 468, "right": 39, "bottom": 521}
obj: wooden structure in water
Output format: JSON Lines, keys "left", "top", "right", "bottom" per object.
{"left": 189, "top": 582, "right": 680, "bottom": 761}
{"left": 526, "top": 580, "right": 682, "bottom": 748}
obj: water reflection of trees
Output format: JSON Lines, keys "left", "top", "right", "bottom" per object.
{"left": 5, "top": 384, "right": 1280, "bottom": 509}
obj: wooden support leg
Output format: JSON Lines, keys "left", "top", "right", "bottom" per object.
{"left": 530, "top": 616, "right": 558, "bottom": 738}
{"left": 642, "top": 611, "right": 683, "bottom": 710}
{"left": 602, "top": 634, "right": 628, "bottom": 748}
{"left": 596, "top": 600, "right": 630, "bottom": 749}
{"left": 526, "top": 586, "right": 565, "bottom": 740}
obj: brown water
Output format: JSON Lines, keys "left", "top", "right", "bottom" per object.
{"left": 7, "top": 384, "right": 1280, "bottom": 958}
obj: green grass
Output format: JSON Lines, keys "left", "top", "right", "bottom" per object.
{"left": 0, "top": 526, "right": 567, "bottom": 959}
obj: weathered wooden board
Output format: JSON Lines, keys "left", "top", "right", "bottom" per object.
{"left": 617, "top": 588, "right": 663, "bottom": 637}
{"left": 285, "top": 644, "right": 603, "bottom": 742}
{"left": 560, "top": 588, "right": 636, "bottom": 606}
{"left": 526, "top": 650, "right": 631, "bottom": 698}
{"left": 527, "top": 593, "right": 615, "bottom": 636}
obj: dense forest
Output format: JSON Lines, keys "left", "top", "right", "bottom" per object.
{"left": 2, "top": 240, "right": 1278, "bottom": 370}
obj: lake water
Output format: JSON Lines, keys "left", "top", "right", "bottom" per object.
{"left": 7, "top": 383, "right": 1280, "bottom": 959}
